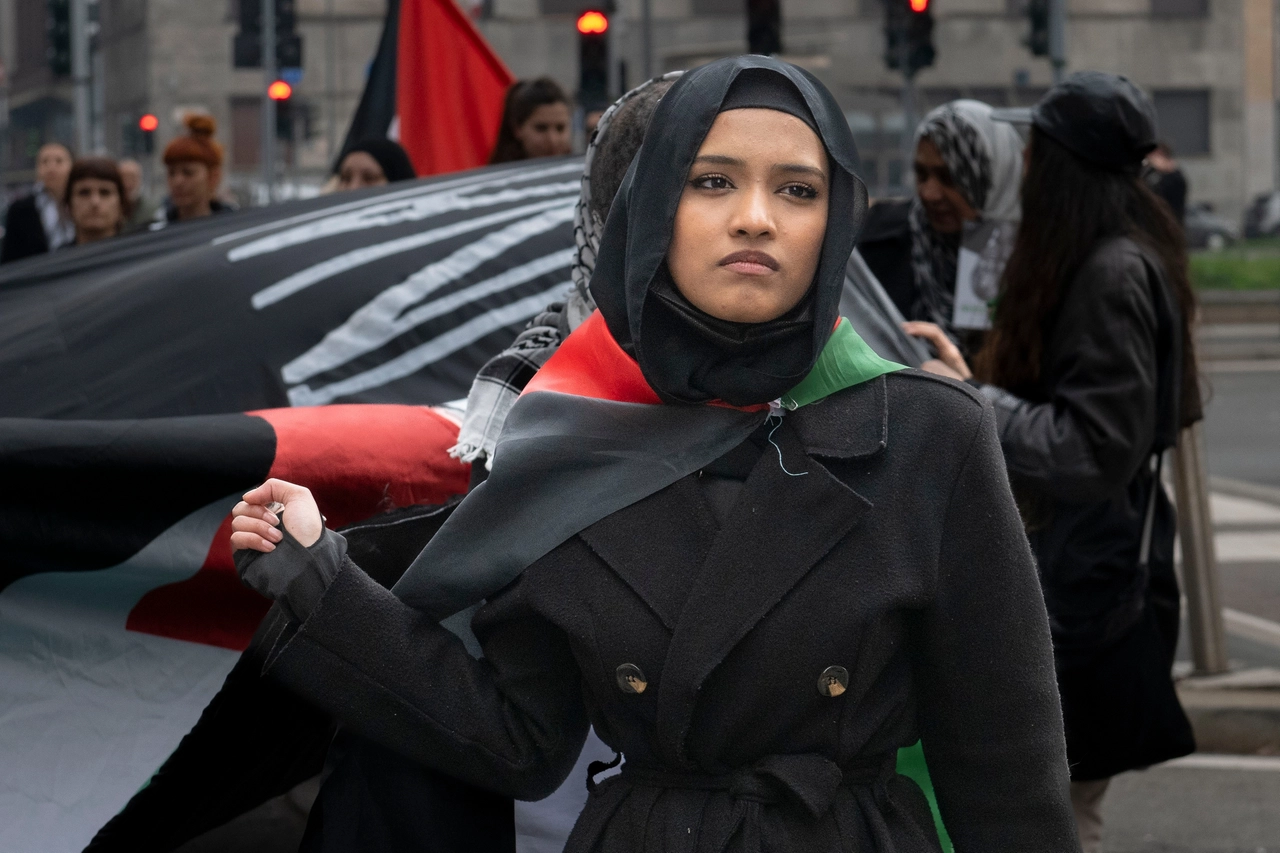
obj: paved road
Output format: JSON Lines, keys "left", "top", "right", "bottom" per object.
{"left": 1102, "top": 755, "right": 1280, "bottom": 852}
{"left": 1202, "top": 364, "right": 1280, "bottom": 489}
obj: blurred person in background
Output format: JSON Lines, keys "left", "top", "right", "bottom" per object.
{"left": 335, "top": 139, "right": 417, "bottom": 190}
{"left": 906, "top": 72, "right": 1200, "bottom": 853}
{"left": 859, "top": 101, "right": 1022, "bottom": 353}
{"left": 65, "top": 157, "right": 129, "bottom": 246}
{"left": 117, "top": 158, "right": 158, "bottom": 233}
{"left": 1144, "top": 142, "right": 1187, "bottom": 226}
{"left": 488, "top": 77, "right": 573, "bottom": 164}
{"left": 1, "top": 142, "right": 75, "bottom": 263}
{"left": 161, "top": 114, "right": 235, "bottom": 224}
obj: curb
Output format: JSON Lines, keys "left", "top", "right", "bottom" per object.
{"left": 1178, "top": 683, "right": 1280, "bottom": 756}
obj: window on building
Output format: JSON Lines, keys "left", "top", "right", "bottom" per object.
{"left": 231, "top": 97, "right": 262, "bottom": 169}
{"left": 1153, "top": 90, "right": 1210, "bottom": 156}
{"left": 1151, "top": 0, "right": 1208, "bottom": 19}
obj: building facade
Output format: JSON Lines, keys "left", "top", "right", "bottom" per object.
{"left": 1, "top": 0, "right": 386, "bottom": 203}
{"left": 479, "top": 0, "right": 1277, "bottom": 219}
{"left": 1, "top": 0, "right": 1275, "bottom": 220}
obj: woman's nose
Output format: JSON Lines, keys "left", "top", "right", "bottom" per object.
{"left": 730, "top": 184, "right": 774, "bottom": 237}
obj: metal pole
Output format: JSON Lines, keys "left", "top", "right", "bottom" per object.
{"left": 70, "top": 0, "right": 91, "bottom": 154}
{"left": 899, "top": 27, "right": 916, "bottom": 192}
{"left": 325, "top": 0, "right": 337, "bottom": 164}
{"left": 1047, "top": 0, "right": 1066, "bottom": 84}
{"left": 261, "top": 0, "right": 278, "bottom": 203}
{"left": 1174, "top": 423, "right": 1230, "bottom": 675}
{"left": 641, "top": 0, "right": 653, "bottom": 79}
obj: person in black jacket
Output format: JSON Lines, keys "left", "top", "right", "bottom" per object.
{"left": 1, "top": 142, "right": 75, "bottom": 264}
{"left": 905, "top": 72, "right": 1199, "bottom": 853}
{"left": 228, "top": 56, "right": 1078, "bottom": 853}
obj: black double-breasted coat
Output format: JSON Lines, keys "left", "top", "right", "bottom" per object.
{"left": 260, "top": 370, "right": 1078, "bottom": 852}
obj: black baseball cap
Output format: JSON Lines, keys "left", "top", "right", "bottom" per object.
{"left": 991, "top": 71, "right": 1157, "bottom": 172}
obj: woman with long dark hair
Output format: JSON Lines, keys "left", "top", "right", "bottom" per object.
{"left": 489, "top": 77, "right": 573, "bottom": 164}
{"left": 227, "top": 57, "right": 1078, "bottom": 852}
{"left": 908, "top": 72, "right": 1199, "bottom": 853}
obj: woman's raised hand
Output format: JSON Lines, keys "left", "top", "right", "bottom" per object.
{"left": 230, "top": 478, "right": 324, "bottom": 552}
{"left": 902, "top": 321, "right": 973, "bottom": 381}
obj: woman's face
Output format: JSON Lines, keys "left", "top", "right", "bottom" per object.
{"left": 515, "top": 103, "right": 572, "bottom": 159}
{"left": 668, "top": 108, "right": 829, "bottom": 324}
{"left": 167, "top": 161, "right": 213, "bottom": 210}
{"left": 913, "top": 137, "right": 977, "bottom": 234}
{"left": 338, "top": 151, "right": 388, "bottom": 190}
{"left": 69, "top": 177, "right": 122, "bottom": 240}
{"left": 37, "top": 144, "right": 73, "bottom": 200}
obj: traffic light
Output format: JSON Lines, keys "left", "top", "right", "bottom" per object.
{"left": 1026, "top": 0, "right": 1050, "bottom": 57}
{"left": 883, "top": 0, "right": 935, "bottom": 78}
{"left": 576, "top": 10, "right": 609, "bottom": 110}
{"left": 747, "top": 0, "right": 783, "bottom": 56}
{"left": 47, "top": 0, "right": 71, "bottom": 77}
{"left": 234, "top": 0, "right": 304, "bottom": 70}
{"left": 138, "top": 114, "right": 158, "bottom": 155}
{"left": 269, "top": 79, "right": 295, "bottom": 140}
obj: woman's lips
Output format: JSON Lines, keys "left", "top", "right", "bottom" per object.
{"left": 718, "top": 250, "right": 779, "bottom": 276}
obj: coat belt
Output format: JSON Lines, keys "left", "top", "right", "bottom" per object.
{"left": 600, "top": 752, "right": 894, "bottom": 852}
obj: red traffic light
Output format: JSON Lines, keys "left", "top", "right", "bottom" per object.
{"left": 909, "top": 0, "right": 929, "bottom": 11}
{"left": 267, "top": 80, "right": 293, "bottom": 101}
{"left": 138, "top": 113, "right": 159, "bottom": 133}
{"left": 576, "top": 10, "right": 608, "bottom": 34}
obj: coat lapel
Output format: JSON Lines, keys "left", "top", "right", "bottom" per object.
{"left": 578, "top": 476, "right": 720, "bottom": 631}
{"left": 654, "top": 417, "right": 873, "bottom": 766}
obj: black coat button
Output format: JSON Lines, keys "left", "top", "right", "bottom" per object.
{"left": 616, "top": 663, "right": 648, "bottom": 694}
{"left": 817, "top": 666, "right": 849, "bottom": 697}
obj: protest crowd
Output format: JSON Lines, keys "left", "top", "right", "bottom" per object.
{"left": 0, "top": 8, "right": 1226, "bottom": 852}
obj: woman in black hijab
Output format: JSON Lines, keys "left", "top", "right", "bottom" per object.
{"left": 229, "top": 57, "right": 1077, "bottom": 853}
{"left": 335, "top": 138, "right": 417, "bottom": 190}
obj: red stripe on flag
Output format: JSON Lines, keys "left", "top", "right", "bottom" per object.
{"left": 126, "top": 405, "right": 470, "bottom": 650}
{"left": 396, "top": 0, "right": 515, "bottom": 175}
{"left": 523, "top": 312, "right": 663, "bottom": 404}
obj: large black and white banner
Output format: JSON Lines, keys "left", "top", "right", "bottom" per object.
{"left": 0, "top": 157, "right": 583, "bottom": 419}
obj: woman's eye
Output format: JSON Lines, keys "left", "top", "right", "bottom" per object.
{"left": 780, "top": 183, "right": 819, "bottom": 200}
{"left": 691, "top": 174, "right": 733, "bottom": 190}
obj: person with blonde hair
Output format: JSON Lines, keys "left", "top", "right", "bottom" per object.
{"left": 161, "top": 114, "right": 235, "bottom": 223}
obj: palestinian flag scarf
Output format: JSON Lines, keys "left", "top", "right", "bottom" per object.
{"left": 394, "top": 57, "right": 900, "bottom": 619}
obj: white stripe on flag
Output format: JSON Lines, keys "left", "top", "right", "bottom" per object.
{"left": 0, "top": 498, "right": 241, "bottom": 853}
{"left": 281, "top": 205, "right": 575, "bottom": 385}
{"left": 225, "top": 169, "right": 581, "bottom": 261}
{"left": 287, "top": 283, "right": 570, "bottom": 406}
{"left": 251, "top": 198, "right": 575, "bottom": 310}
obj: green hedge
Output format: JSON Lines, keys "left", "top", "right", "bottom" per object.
{"left": 1190, "top": 239, "right": 1280, "bottom": 290}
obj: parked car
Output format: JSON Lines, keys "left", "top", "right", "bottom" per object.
{"left": 1186, "top": 201, "right": 1239, "bottom": 250}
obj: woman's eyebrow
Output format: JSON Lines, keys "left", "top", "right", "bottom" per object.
{"left": 692, "top": 154, "right": 744, "bottom": 168}
{"left": 775, "top": 163, "right": 827, "bottom": 181}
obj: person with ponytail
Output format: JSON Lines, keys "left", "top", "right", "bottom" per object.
{"left": 905, "top": 72, "right": 1199, "bottom": 853}
{"left": 218, "top": 57, "right": 1077, "bottom": 853}
{"left": 161, "top": 113, "right": 234, "bottom": 223}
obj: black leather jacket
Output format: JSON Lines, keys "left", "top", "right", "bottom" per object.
{"left": 977, "top": 237, "right": 1183, "bottom": 656}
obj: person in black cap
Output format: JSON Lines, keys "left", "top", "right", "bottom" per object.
{"left": 908, "top": 70, "right": 1201, "bottom": 853}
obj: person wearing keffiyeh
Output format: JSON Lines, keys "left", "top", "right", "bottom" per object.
{"left": 450, "top": 72, "right": 684, "bottom": 472}
{"left": 858, "top": 100, "right": 1023, "bottom": 349}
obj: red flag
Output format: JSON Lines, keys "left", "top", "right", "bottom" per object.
{"left": 396, "top": 0, "right": 516, "bottom": 175}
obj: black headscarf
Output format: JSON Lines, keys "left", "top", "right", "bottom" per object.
{"left": 343, "top": 138, "right": 417, "bottom": 183}
{"left": 590, "top": 56, "right": 868, "bottom": 407}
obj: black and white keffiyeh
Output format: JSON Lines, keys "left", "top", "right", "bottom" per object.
{"left": 450, "top": 72, "right": 683, "bottom": 468}
{"left": 907, "top": 100, "right": 1023, "bottom": 335}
